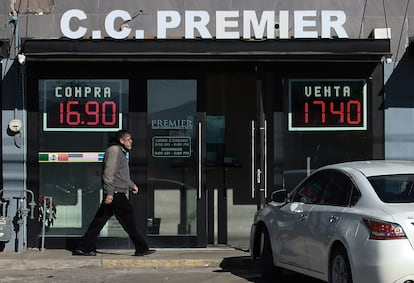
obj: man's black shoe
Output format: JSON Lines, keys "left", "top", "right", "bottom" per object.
{"left": 72, "top": 249, "right": 97, "bottom": 256}
{"left": 134, "top": 249, "right": 156, "bottom": 256}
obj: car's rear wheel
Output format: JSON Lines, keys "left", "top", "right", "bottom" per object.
{"left": 259, "top": 226, "right": 282, "bottom": 280}
{"left": 329, "top": 246, "right": 353, "bottom": 283}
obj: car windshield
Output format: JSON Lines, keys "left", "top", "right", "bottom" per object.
{"left": 368, "top": 174, "right": 414, "bottom": 203}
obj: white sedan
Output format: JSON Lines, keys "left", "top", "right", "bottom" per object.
{"left": 250, "top": 160, "right": 414, "bottom": 283}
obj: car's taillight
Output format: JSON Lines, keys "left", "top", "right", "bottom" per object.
{"left": 363, "top": 219, "right": 407, "bottom": 240}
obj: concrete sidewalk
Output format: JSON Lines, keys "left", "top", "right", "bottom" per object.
{"left": 0, "top": 247, "right": 252, "bottom": 271}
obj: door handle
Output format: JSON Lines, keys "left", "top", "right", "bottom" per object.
{"left": 251, "top": 120, "right": 255, "bottom": 199}
{"left": 263, "top": 119, "right": 267, "bottom": 198}
{"left": 329, "top": 215, "right": 339, "bottom": 223}
{"left": 251, "top": 120, "right": 267, "bottom": 199}
{"left": 198, "top": 122, "right": 202, "bottom": 199}
{"left": 256, "top": 169, "right": 262, "bottom": 183}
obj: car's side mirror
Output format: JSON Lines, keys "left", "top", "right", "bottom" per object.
{"left": 271, "top": 189, "right": 288, "bottom": 203}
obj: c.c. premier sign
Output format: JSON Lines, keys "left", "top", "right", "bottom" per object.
{"left": 60, "top": 9, "right": 348, "bottom": 40}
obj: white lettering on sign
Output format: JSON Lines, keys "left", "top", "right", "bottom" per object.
{"left": 60, "top": 9, "right": 88, "bottom": 39}
{"left": 54, "top": 86, "right": 112, "bottom": 98}
{"left": 151, "top": 119, "right": 194, "bottom": 129}
{"left": 61, "top": 9, "right": 349, "bottom": 40}
{"left": 243, "top": 11, "right": 275, "bottom": 39}
{"left": 105, "top": 10, "right": 132, "bottom": 39}
{"left": 321, "top": 11, "right": 347, "bottom": 38}
{"left": 294, "top": 10, "right": 318, "bottom": 38}
{"left": 304, "top": 85, "right": 351, "bottom": 98}
{"left": 152, "top": 136, "right": 192, "bottom": 158}
{"left": 216, "top": 11, "right": 240, "bottom": 39}
{"left": 185, "top": 10, "right": 212, "bottom": 39}
{"left": 157, "top": 11, "right": 181, "bottom": 39}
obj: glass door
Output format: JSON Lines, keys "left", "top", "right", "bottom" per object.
{"left": 146, "top": 79, "right": 205, "bottom": 246}
{"left": 205, "top": 65, "right": 273, "bottom": 248}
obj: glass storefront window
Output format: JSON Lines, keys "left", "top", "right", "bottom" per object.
{"left": 38, "top": 79, "right": 129, "bottom": 236}
{"left": 283, "top": 79, "right": 373, "bottom": 190}
{"left": 147, "top": 80, "right": 197, "bottom": 236}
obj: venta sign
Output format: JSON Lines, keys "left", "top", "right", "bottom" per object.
{"left": 61, "top": 9, "right": 349, "bottom": 40}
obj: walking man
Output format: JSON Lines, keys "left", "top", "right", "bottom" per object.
{"left": 73, "top": 130, "right": 154, "bottom": 256}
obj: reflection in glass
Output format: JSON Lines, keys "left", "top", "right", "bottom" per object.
{"left": 38, "top": 79, "right": 129, "bottom": 236}
{"left": 147, "top": 80, "right": 198, "bottom": 235}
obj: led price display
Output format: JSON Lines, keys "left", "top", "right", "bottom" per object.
{"left": 41, "top": 79, "right": 128, "bottom": 132}
{"left": 288, "top": 79, "right": 367, "bottom": 131}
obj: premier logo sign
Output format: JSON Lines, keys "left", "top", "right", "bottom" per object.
{"left": 60, "top": 9, "right": 348, "bottom": 40}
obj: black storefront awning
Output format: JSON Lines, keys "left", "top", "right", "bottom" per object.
{"left": 22, "top": 38, "right": 390, "bottom": 62}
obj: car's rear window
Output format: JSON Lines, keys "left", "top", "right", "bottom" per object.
{"left": 368, "top": 174, "right": 414, "bottom": 203}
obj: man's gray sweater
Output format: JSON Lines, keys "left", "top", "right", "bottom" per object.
{"left": 102, "top": 144, "right": 136, "bottom": 196}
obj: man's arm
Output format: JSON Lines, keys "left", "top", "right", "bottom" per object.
{"left": 102, "top": 146, "right": 118, "bottom": 204}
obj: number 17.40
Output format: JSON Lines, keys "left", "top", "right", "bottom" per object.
{"left": 304, "top": 100, "right": 361, "bottom": 125}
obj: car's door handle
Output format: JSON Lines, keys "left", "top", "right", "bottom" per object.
{"left": 329, "top": 215, "right": 339, "bottom": 223}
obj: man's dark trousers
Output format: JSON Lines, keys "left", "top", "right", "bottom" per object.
{"left": 77, "top": 192, "right": 149, "bottom": 253}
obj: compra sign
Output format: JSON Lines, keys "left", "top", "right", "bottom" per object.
{"left": 60, "top": 9, "right": 349, "bottom": 40}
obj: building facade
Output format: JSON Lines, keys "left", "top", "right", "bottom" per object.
{"left": 0, "top": 0, "right": 412, "bottom": 251}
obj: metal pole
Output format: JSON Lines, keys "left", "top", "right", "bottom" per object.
{"left": 41, "top": 197, "right": 47, "bottom": 251}
{"left": 40, "top": 196, "right": 52, "bottom": 252}
{"left": 255, "top": 65, "right": 266, "bottom": 209}
{"left": 14, "top": 16, "right": 18, "bottom": 57}
{"left": 9, "top": 15, "right": 19, "bottom": 58}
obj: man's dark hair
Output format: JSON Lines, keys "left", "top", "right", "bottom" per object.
{"left": 116, "top": 129, "right": 131, "bottom": 140}
{"left": 109, "top": 129, "right": 131, "bottom": 145}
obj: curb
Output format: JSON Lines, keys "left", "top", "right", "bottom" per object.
{"left": 0, "top": 259, "right": 102, "bottom": 270}
{"left": 0, "top": 248, "right": 252, "bottom": 271}
{"left": 0, "top": 258, "right": 225, "bottom": 270}
{"left": 102, "top": 258, "right": 223, "bottom": 268}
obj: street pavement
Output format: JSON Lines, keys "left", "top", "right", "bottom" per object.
{"left": 0, "top": 247, "right": 325, "bottom": 283}
{"left": 0, "top": 247, "right": 252, "bottom": 271}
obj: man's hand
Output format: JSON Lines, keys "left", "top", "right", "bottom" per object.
{"left": 131, "top": 185, "right": 139, "bottom": 194}
{"left": 104, "top": 195, "right": 113, "bottom": 204}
